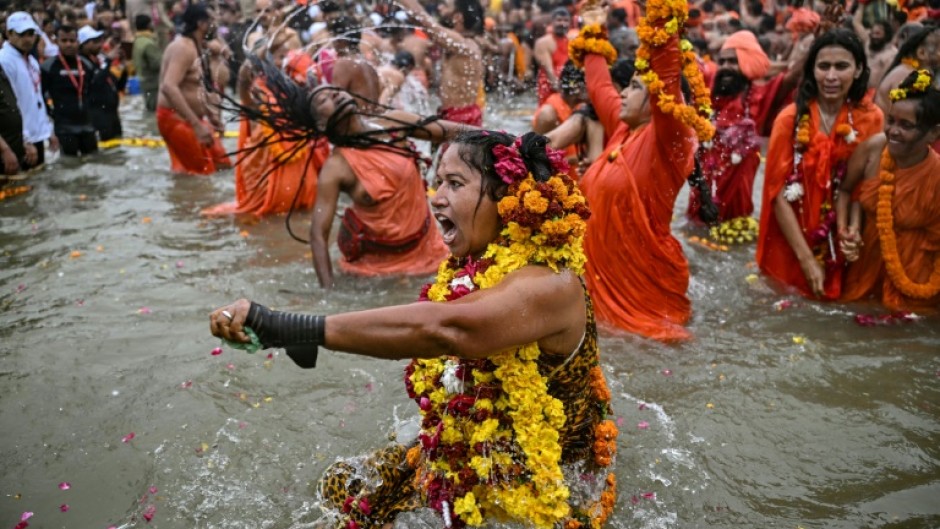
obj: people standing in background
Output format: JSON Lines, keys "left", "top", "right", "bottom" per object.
{"left": 131, "top": 14, "right": 161, "bottom": 112}
{"left": 534, "top": 8, "right": 570, "bottom": 105}
{"left": 78, "top": 25, "right": 125, "bottom": 141}
{"left": 42, "top": 25, "right": 97, "bottom": 157}
{"left": 0, "top": 12, "right": 58, "bottom": 170}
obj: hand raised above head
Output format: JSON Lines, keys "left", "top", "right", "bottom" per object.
{"left": 209, "top": 299, "right": 252, "bottom": 343}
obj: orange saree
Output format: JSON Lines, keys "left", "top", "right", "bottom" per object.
{"left": 579, "top": 38, "right": 696, "bottom": 341}
{"left": 757, "top": 99, "right": 883, "bottom": 299}
{"left": 335, "top": 147, "right": 448, "bottom": 276}
{"left": 842, "top": 148, "right": 940, "bottom": 310}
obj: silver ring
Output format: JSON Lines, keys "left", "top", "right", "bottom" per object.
{"left": 221, "top": 310, "right": 234, "bottom": 321}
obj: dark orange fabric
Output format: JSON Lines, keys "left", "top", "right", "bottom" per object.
{"left": 335, "top": 147, "right": 448, "bottom": 276}
{"left": 756, "top": 100, "right": 883, "bottom": 299}
{"left": 533, "top": 94, "right": 578, "bottom": 176}
{"left": 580, "top": 37, "right": 696, "bottom": 342}
{"left": 202, "top": 118, "right": 328, "bottom": 217}
{"left": 537, "top": 34, "right": 569, "bottom": 105}
{"left": 842, "top": 148, "right": 940, "bottom": 310}
{"left": 156, "top": 106, "right": 231, "bottom": 175}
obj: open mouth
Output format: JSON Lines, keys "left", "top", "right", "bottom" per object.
{"left": 435, "top": 214, "right": 457, "bottom": 245}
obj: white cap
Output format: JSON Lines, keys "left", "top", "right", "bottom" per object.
{"left": 6, "top": 12, "right": 40, "bottom": 34}
{"left": 78, "top": 25, "right": 104, "bottom": 45}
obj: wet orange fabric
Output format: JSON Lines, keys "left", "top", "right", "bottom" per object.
{"left": 842, "top": 148, "right": 940, "bottom": 310}
{"left": 335, "top": 147, "right": 448, "bottom": 276}
{"left": 439, "top": 104, "right": 483, "bottom": 126}
{"left": 202, "top": 118, "right": 329, "bottom": 217}
{"left": 156, "top": 106, "right": 231, "bottom": 175}
{"left": 580, "top": 38, "right": 696, "bottom": 342}
{"left": 757, "top": 100, "right": 883, "bottom": 299}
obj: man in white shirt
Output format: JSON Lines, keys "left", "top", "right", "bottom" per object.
{"left": 0, "top": 12, "right": 57, "bottom": 168}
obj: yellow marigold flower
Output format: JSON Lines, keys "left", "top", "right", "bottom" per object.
{"left": 664, "top": 18, "right": 679, "bottom": 34}
{"left": 454, "top": 494, "right": 484, "bottom": 526}
{"left": 913, "top": 70, "right": 931, "bottom": 91}
{"left": 889, "top": 88, "right": 908, "bottom": 101}
{"left": 634, "top": 57, "right": 649, "bottom": 70}
{"left": 498, "top": 195, "right": 520, "bottom": 216}
{"left": 469, "top": 418, "right": 501, "bottom": 445}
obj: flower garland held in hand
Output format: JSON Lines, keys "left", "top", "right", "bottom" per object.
{"left": 405, "top": 139, "right": 617, "bottom": 529}
{"left": 876, "top": 152, "right": 940, "bottom": 300}
{"left": 568, "top": 24, "right": 617, "bottom": 69}
{"left": 633, "top": 0, "right": 715, "bottom": 143}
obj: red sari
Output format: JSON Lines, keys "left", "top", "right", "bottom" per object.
{"left": 580, "top": 36, "right": 696, "bottom": 341}
{"left": 757, "top": 99, "right": 883, "bottom": 299}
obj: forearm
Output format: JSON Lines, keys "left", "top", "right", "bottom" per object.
{"left": 309, "top": 228, "right": 334, "bottom": 288}
{"left": 773, "top": 192, "right": 814, "bottom": 262}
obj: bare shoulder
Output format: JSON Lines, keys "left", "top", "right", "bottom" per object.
{"left": 498, "top": 265, "right": 584, "bottom": 305}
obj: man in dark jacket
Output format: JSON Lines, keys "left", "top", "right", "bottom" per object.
{"left": 41, "top": 25, "right": 98, "bottom": 156}
{"left": 78, "top": 25, "right": 125, "bottom": 141}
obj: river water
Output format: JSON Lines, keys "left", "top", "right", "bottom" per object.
{"left": 1, "top": 93, "right": 938, "bottom": 529}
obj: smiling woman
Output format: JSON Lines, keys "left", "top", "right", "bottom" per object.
{"left": 209, "top": 131, "right": 619, "bottom": 529}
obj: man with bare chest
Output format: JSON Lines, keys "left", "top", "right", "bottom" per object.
{"left": 399, "top": 0, "right": 485, "bottom": 126}
{"left": 156, "top": 2, "right": 231, "bottom": 175}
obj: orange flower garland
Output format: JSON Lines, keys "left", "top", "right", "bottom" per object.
{"left": 0, "top": 185, "right": 31, "bottom": 202}
{"left": 634, "top": 0, "right": 714, "bottom": 142}
{"left": 569, "top": 24, "right": 617, "bottom": 69}
{"left": 876, "top": 153, "right": 940, "bottom": 299}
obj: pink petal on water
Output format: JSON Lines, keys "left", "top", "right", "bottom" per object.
{"left": 226, "top": 363, "right": 235, "bottom": 370}
{"left": 122, "top": 432, "right": 136, "bottom": 443}
{"left": 142, "top": 505, "right": 156, "bottom": 522}
{"left": 60, "top": 504, "right": 69, "bottom": 512}
{"left": 638, "top": 402, "right": 648, "bottom": 410}
{"left": 642, "top": 492, "right": 656, "bottom": 500}
{"left": 266, "top": 353, "right": 274, "bottom": 360}
{"left": 238, "top": 422, "right": 247, "bottom": 429}
{"left": 616, "top": 416, "right": 625, "bottom": 427}
{"left": 149, "top": 486, "right": 158, "bottom": 495}
{"left": 16, "top": 284, "right": 27, "bottom": 293}
{"left": 661, "top": 369, "right": 673, "bottom": 376}
{"left": 21, "top": 512, "right": 33, "bottom": 522}
{"left": 365, "top": 382, "right": 374, "bottom": 392}
{"left": 137, "top": 307, "right": 152, "bottom": 315}
{"left": 175, "top": 260, "right": 184, "bottom": 268}
{"left": 58, "top": 482, "right": 71, "bottom": 490}
{"left": 211, "top": 347, "right": 223, "bottom": 356}
{"left": 637, "top": 421, "right": 650, "bottom": 430}
{"left": 630, "top": 495, "right": 639, "bottom": 504}
{"left": 180, "top": 380, "right": 193, "bottom": 389}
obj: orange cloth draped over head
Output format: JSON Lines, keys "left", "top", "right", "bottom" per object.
{"left": 786, "top": 8, "right": 820, "bottom": 35}
{"left": 842, "top": 148, "right": 940, "bottom": 310}
{"left": 579, "top": 35, "right": 696, "bottom": 341}
{"left": 721, "top": 30, "right": 770, "bottom": 80}
{"left": 334, "top": 147, "right": 448, "bottom": 276}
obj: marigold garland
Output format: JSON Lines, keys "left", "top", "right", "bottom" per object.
{"left": 889, "top": 68, "right": 933, "bottom": 102}
{"left": 0, "top": 185, "right": 31, "bottom": 202}
{"left": 404, "top": 161, "right": 617, "bottom": 529}
{"left": 633, "top": 0, "right": 714, "bottom": 142}
{"left": 876, "top": 152, "right": 940, "bottom": 299}
{"left": 569, "top": 24, "right": 617, "bottom": 69}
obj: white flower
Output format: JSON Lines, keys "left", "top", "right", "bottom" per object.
{"left": 730, "top": 152, "right": 742, "bottom": 165}
{"left": 702, "top": 141, "right": 714, "bottom": 150}
{"left": 441, "top": 360, "right": 463, "bottom": 394}
{"left": 845, "top": 129, "right": 857, "bottom": 144}
{"left": 449, "top": 275, "right": 475, "bottom": 291}
{"left": 784, "top": 182, "right": 804, "bottom": 202}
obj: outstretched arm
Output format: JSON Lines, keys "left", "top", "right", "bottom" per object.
{"left": 210, "top": 264, "right": 586, "bottom": 361}
{"left": 379, "top": 109, "right": 478, "bottom": 142}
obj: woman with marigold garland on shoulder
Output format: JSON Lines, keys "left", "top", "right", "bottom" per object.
{"left": 210, "top": 131, "right": 618, "bottom": 529}
{"left": 836, "top": 69, "right": 940, "bottom": 310}
{"left": 566, "top": 3, "right": 714, "bottom": 341}
{"left": 757, "top": 29, "right": 883, "bottom": 300}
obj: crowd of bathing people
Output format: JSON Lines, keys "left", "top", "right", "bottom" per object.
{"left": 2, "top": 0, "right": 940, "bottom": 526}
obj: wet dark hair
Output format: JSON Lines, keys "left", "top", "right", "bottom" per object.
{"left": 795, "top": 28, "right": 870, "bottom": 119}
{"left": 894, "top": 69, "right": 940, "bottom": 130}
{"left": 456, "top": 0, "right": 485, "bottom": 35}
{"left": 182, "top": 2, "right": 210, "bottom": 36}
{"left": 56, "top": 24, "right": 76, "bottom": 36}
{"left": 887, "top": 25, "right": 940, "bottom": 73}
{"left": 452, "top": 131, "right": 556, "bottom": 206}
{"left": 609, "top": 58, "right": 635, "bottom": 90}
{"left": 392, "top": 49, "right": 416, "bottom": 70}
{"left": 215, "top": 58, "right": 443, "bottom": 242}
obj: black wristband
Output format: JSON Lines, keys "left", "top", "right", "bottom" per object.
{"left": 247, "top": 302, "right": 323, "bottom": 369}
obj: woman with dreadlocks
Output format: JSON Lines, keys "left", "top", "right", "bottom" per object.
{"left": 210, "top": 131, "right": 618, "bottom": 529}
{"left": 203, "top": 37, "right": 327, "bottom": 217}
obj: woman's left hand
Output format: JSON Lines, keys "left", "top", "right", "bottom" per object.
{"left": 210, "top": 299, "right": 252, "bottom": 343}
